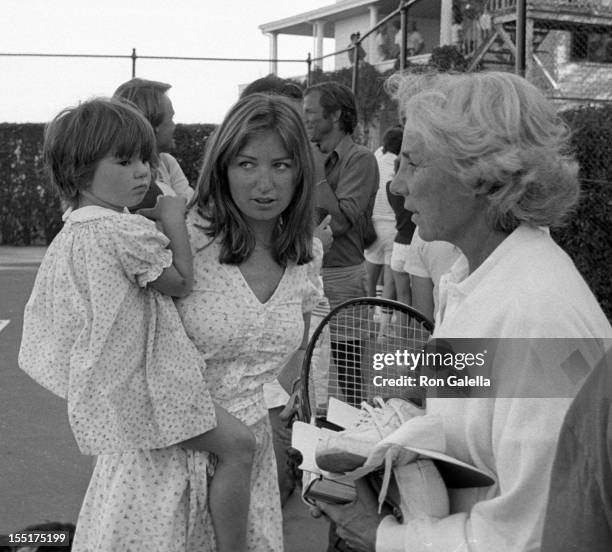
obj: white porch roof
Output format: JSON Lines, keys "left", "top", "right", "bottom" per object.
{"left": 259, "top": 0, "right": 441, "bottom": 38}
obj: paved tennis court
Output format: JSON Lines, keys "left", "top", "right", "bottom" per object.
{"left": 0, "top": 246, "right": 328, "bottom": 551}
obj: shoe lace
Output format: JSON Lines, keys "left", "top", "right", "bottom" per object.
{"left": 353, "top": 397, "right": 413, "bottom": 514}
{"left": 378, "top": 450, "right": 395, "bottom": 514}
{"left": 352, "top": 397, "right": 410, "bottom": 439}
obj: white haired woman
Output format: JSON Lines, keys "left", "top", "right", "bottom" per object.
{"left": 312, "top": 71, "right": 612, "bottom": 551}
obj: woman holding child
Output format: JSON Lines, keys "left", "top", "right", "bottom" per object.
{"left": 20, "top": 92, "right": 320, "bottom": 551}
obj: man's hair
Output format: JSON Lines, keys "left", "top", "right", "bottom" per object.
{"left": 113, "top": 77, "right": 171, "bottom": 128}
{"left": 240, "top": 74, "right": 303, "bottom": 101}
{"left": 382, "top": 127, "right": 403, "bottom": 155}
{"left": 194, "top": 93, "right": 314, "bottom": 266}
{"left": 43, "top": 97, "right": 156, "bottom": 208}
{"left": 304, "top": 81, "right": 358, "bottom": 134}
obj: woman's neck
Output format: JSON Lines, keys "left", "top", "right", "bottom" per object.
{"left": 248, "top": 219, "right": 277, "bottom": 249}
{"left": 458, "top": 224, "right": 509, "bottom": 275}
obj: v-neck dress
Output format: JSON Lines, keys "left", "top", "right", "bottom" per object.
{"left": 172, "top": 211, "right": 323, "bottom": 551}
{"left": 72, "top": 211, "right": 323, "bottom": 551}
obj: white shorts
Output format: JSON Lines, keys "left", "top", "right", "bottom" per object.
{"left": 364, "top": 220, "right": 396, "bottom": 265}
{"left": 390, "top": 242, "right": 410, "bottom": 272}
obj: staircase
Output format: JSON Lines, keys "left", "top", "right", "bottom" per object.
{"left": 460, "top": 0, "right": 612, "bottom": 72}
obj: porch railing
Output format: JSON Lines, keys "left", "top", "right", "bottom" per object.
{"left": 489, "top": 0, "right": 612, "bottom": 9}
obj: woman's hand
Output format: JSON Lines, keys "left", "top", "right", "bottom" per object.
{"left": 313, "top": 478, "right": 386, "bottom": 552}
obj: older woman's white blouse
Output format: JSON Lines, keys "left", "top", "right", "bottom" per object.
{"left": 376, "top": 225, "right": 612, "bottom": 552}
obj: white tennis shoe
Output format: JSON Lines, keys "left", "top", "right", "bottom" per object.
{"left": 315, "top": 397, "right": 424, "bottom": 473}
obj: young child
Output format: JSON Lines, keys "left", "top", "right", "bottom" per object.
{"left": 18, "top": 98, "right": 254, "bottom": 552}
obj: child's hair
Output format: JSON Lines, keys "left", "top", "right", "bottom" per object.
{"left": 193, "top": 93, "right": 314, "bottom": 266}
{"left": 43, "top": 97, "right": 157, "bottom": 208}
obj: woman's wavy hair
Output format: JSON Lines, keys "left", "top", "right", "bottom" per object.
{"left": 192, "top": 93, "right": 315, "bottom": 266}
{"left": 386, "top": 70, "right": 580, "bottom": 231}
{"left": 43, "top": 97, "right": 156, "bottom": 208}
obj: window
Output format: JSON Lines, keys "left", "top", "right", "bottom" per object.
{"left": 571, "top": 28, "right": 612, "bottom": 63}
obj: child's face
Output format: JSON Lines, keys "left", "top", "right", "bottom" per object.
{"left": 87, "top": 155, "right": 151, "bottom": 209}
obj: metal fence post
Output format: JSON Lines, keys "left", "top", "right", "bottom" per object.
{"left": 131, "top": 48, "right": 137, "bottom": 78}
{"left": 515, "top": 0, "right": 526, "bottom": 77}
{"left": 307, "top": 53, "right": 312, "bottom": 87}
{"left": 351, "top": 45, "right": 359, "bottom": 98}
{"left": 399, "top": 2, "right": 409, "bottom": 72}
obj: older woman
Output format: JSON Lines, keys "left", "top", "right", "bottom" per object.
{"left": 314, "top": 71, "right": 612, "bottom": 551}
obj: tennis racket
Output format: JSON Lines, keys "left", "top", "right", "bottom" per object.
{"left": 294, "top": 297, "right": 434, "bottom": 427}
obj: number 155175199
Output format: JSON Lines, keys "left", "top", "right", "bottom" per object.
{"left": 0, "top": 531, "right": 69, "bottom": 547}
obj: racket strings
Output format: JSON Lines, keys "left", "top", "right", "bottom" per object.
{"left": 305, "top": 300, "right": 432, "bottom": 422}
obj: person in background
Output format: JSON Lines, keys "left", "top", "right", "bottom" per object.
{"left": 404, "top": 229, "right": 462, "bottom": 323}
{"left": 406, "top": 21, "right": 425, "bottom": 57}
{"left": 240, "top": 74, "right": 304, "bottom": 108}
{"left": 541, "top": 345, "right": 612, "bottom": 552}
{"left": 347, "top": 32, "right": 366, "bottom": 65}
{"left": 113, "top": 77, "right": 194, "bottom": 204}
{"left": 365, "top": 127, "right": 403, "bottom": 300}
{"left": 374, "top": 22, "right": 394, "bottom": 63}
{"left": 385, "top": 155, "right": 416, "bottom": 308}
{"left": 303, "top": 82, "right": 378, "bottom": 407}
{"left": 312, "top": 69, "right": 612, "bottom": 551}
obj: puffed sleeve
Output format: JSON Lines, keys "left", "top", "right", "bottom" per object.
{"left": 20, "top": 213, "right": 216, "bottom": 455}
{"left": 302, "top": 237, "right": 325, "bottom": 314}
{"left": 109, "top": 214, "right": 173, "bottom": 287}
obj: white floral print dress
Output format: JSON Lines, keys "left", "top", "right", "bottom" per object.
{"left": 172, "top": 210, "right": 323, "bottom": 551}
{"left": 19, "top": 206, "right": 217, "bottom": 551}
{"left": 28, "top": 207, "right": 323, "bottom": 551}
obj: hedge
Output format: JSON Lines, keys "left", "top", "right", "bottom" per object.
{"left": 0, "top": 122, "right": 215, "bottom": 246}
{"left": 0, "top": 106, "right": 610, "bottom": 318}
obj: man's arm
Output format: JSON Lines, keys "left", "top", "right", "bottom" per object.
{"left": 317, "top": 149, "right": 378, "bottom": 238}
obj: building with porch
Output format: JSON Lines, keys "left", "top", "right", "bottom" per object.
{"left": 260, "top": 0, "right": 451, "bottom": 73}
{"left": 260, "top": 0, "right": 612, "bottom": 102}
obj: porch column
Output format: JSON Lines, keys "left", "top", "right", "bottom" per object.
{"left": 440, "top": 0, "right": 453, "bottom": 46}
{"left": 313, "top": 20, "right": 325, "bottom": 70}
{"left": 369, "top": 5, "right": 379, "bottom": 63}
{"left": 267, "top": 32, "right": 278, "bottom": 75}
